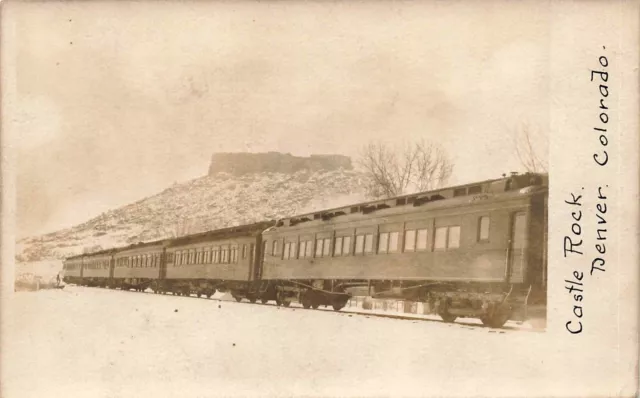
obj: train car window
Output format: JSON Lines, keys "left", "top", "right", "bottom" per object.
{"left": 343, "top": 236, "right": 352, "bottom": 256}
{"left": 334, "top": 237, "right": 343, "bottom": 256}
{"left": 364, "top": 234, "right": 374, "bottom": 253}
{"left": 213, "top": 248, "right": 220, "bottom": 263}
{"left": 283, "top": 242, "right": 291, "bottom": 259}
{"left": 478, "top": 216, "right": 490, "bottom": 242}
{"left": 290, "top": 243, "right": 297, "bottom": 259}
{"left": 417, "top": 229, "right": 428, "bottom": 250}
{"left": 242, "top": 245, "right": 247, "bottom": 259}
{"left": 305, "top": 240, "right": 313, "bottom": 257}
{"left": 299, "top": 241, "right": 306, "bottom": 258}
{"left": 272, "top": 241, "right": 279, "bottom": 256}
{"left": 404, "top": 230, "right": 416, "bottom": 252}
{"left": 355, "top": 235, "right": 364, "bottom": 254}
{"left": 175, "top": 252, "right": 181, "bottom": 266}
{"left": 315, "top": 239, "right": 323, "bottom": 257}
{"left": 453, "top": 188, "right": 466, "bottom": 197}
{"left": 434, "top": 227, "right": 448, "bottom": 249}
{"left": 323, "top": 238, "right": 331, "bottom": 257}
{"left": 389, "top": 232, "right": 399, "bottom": 252}
{"left": 468, "top": 185, "right": 482, "bottom": 194}
{"left": 448, "top": 226, "right": 461, "bottom": 249}
{"left": 233, "top": 246, "right": 239, "bottom": 263}
{"left": 378, "top": 232, "right": 389, "bottom": 254}
{"left": 512, "top": 213, "right": 527, "bottom": 249}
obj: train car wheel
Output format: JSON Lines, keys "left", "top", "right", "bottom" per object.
{"left": 332, "top": 302, "right": 346, "bottom": 311}
{"left": 282, "top": 300, "right": 291, "bottom": 307}
{"left": 481, "top": 307, "right": 511, "bottom": 328}
{"left": 302, "top": 296, "right": 311, "bottom": 309}
{"left": 260, "top": 298, "right": 269, "bottom": 304}
{"left": 249, "top": 297, "right": 257, "bottom": 304}
{"left": 235, "top": 296, "right": 242, "bottom": 302}
{"left": 439, "top": 311, "right": 457, "bottom": 323}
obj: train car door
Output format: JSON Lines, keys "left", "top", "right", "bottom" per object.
{"left": 109, "top": 257, "right": 115, "bottom": 284}
{"left": 160, "top": 248, "right": 167, "bottom": 281}
{"left": 248, "top": 243, "right": 258, "bottom": 281}
{"left": 508, "top": 212, "right": 528, "bottom": 283}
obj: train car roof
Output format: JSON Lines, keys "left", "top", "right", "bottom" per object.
{"left": 167, "top": 221, "right": 275, "bottom": 247}
{"left": 271, "top": 172, "right": 547, "bottom": 229}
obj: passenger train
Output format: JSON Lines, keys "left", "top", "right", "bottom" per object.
{"left": 63, "top": 172, "right": 548, "bottom": 328}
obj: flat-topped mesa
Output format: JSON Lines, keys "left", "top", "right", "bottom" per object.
{"left": 207, "top": 152, "right": 353, "bottom": 176}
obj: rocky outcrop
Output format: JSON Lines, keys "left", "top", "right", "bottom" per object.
{"left": 208, "top": 152, "right": 352, "bottom": 176}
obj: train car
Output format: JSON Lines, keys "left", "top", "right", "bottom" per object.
{"left": 261, "top": 172, "right": 548, "bottom": 327}
{"left": 112, "top": 240, "right": 165, "bottom": 291}
{"left": 162, "top": 222, "right": 272, "bottom": 299}
{"left": 62, "top": 254, "right": 83, "bottom": 285}
{"left": 81, "top": 249, "right": 116, "bottom": 287}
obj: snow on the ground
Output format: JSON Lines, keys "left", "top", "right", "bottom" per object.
{"left": 2, "top": 287, "right": 563, "bottom": 398}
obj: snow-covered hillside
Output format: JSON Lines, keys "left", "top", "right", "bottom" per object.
{"left": 16, "top": 169, "right": 367, "bottom": 262}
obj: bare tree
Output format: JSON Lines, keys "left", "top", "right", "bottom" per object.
{"left": 513, "top": 124, "right": 548, "bottom": 173}
{"left": 358, "top": 140, "right": 454, "bottom": 199}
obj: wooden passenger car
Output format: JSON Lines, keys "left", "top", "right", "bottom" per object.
{"left": 112, "top": 240, "right": 165, "bottom": 291}
{"left": 81, "top": 249, "right": 115, "bottom": 287}
{"left": 162, "top": 222, "right": 272, "bottom": 299}
{"left": 261, "top": 173, "right": 548, "bottom": 327}
{"left": 62, "top": 254, "right": 84, "bottom": 284}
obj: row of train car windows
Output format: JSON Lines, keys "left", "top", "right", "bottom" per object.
{"left": 271, "top": 216, "right": 491, "bottom": 260}
{"left": 116, "top": 253, "right": 162, "bottom": 268}
{"left": 172, "top": 244, "right": 248, "bottom": 266}
{"left": 84, "top": 260, "right": 110, "bottom": 269}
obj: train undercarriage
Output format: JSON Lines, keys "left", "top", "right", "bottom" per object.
{"left": 364, "top": 279, "right": 546, "bottom": 328}
{"left": 64, "top": 277, "right": 546, "bottom": 328}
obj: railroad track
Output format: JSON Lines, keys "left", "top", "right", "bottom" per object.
{"left": 66, "top": 284, "right": 541, "bottom": 334}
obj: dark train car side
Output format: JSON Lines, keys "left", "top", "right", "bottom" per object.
{"left": 112, "top": 240, "right": 165, "bottom": 291}
{"left": 81, "top": 249, "right": 115, "bottom": 287}
{"left": 62, "top": 254, "right": 84, "bottom": 285}
{"left": 261, "top": 173, "right": 548, "bottom": 327}
{"left": 161, "top": 222, "right": 272, "bottom": 299}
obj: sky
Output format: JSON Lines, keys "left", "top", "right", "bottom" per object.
{"left": 3, "top": 1, "right": 550, "bottom": 238}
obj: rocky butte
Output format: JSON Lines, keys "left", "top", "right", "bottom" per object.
{"left": 208, "top": 152, "right": 353, "bottom": 176}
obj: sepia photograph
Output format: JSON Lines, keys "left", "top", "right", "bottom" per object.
{"left": 1, "top": 1, "right": 637, "bottom": 398}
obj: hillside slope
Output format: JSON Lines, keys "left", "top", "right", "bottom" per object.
{"left": 17, "top": 169, "right": 367, "bottom": 261}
